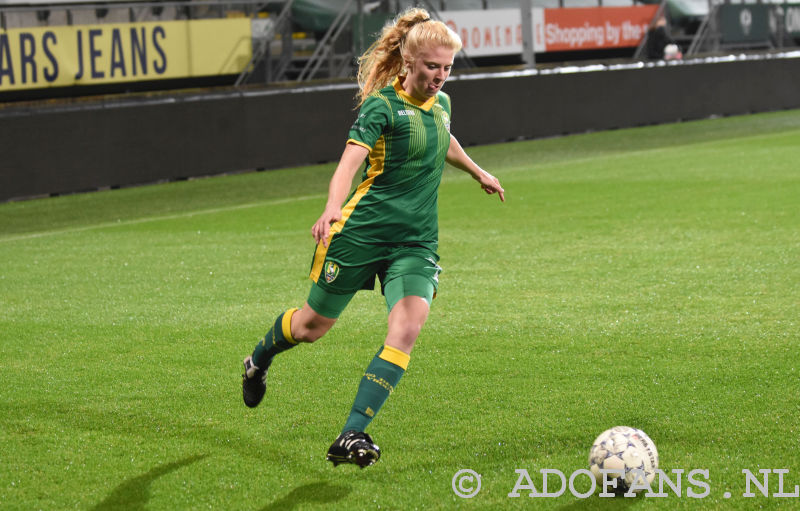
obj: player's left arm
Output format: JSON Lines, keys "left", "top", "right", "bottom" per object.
{"left": 446, "top": 134, "right": 505, "bottom": 202}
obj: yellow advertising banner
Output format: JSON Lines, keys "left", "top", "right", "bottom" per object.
{"left": 0, "top": 18, "right": 252, "bottom": 91}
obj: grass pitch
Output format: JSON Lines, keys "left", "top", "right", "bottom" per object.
{"left": 1, "top": 109, "right": 799, "bottom": 510}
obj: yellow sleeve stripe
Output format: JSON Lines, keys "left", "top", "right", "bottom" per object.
{"left": 282, "top": 307, "right": 299, "bottom": 345}
{"left": 379, "top": 345, "right": 410, "bottom": 370}
{"left": 346, "top": 139, "right": 372, "bottom": 152}
{"left": 309, "top": 136, "right": 386, "bottom": 283}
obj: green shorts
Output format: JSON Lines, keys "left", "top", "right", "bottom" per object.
{"left": 307, "top": 244, "right": 442, "bottom": 319}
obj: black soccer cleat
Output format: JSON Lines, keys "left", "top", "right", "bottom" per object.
{"left": 242, "top": 356, "right": 268, "bottom": 408}
{"left": 326, "top": 430, "right": 381, "bottom": 468}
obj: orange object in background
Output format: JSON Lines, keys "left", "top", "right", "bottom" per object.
{"left": 541, "top": 6, "right": 659, "bottom": 52}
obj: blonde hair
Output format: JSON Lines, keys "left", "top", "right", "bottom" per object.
{"left": 356, "top": 8, "right": 462, "bottom": 106}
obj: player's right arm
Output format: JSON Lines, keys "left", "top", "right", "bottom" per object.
{"left": 311, "top": 142, "right": 370, "bottom": 247}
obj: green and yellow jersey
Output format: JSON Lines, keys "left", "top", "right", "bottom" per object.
{"left": 311, "top": 77, "right": 452, "bottom": 276}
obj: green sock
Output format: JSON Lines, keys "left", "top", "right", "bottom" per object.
{"left": 342, "top": 345, "right": 410, "bottom": 433}
{"left": 251, "top": 308, "right": 299, "bottom": 369}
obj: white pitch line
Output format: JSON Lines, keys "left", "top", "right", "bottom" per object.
{"left": 0, "top": 194, "right": 325, "bottom": 244}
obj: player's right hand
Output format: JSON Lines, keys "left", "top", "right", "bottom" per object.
{"left": 311, "top": 205, "right": 342, "bottom": 247}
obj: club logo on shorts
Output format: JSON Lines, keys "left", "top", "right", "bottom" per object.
{"left": 324, "top": 261, "right": 340, "bottom": 283}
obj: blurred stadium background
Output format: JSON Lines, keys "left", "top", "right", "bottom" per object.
{"left": 1, "top": 0, "right": 799, "bottom": 200}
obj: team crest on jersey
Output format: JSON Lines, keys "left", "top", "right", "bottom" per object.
{"left": 324, "top": 261, "right": 340, "bottom": 283}
{"left": 441, "top": 111, "right": 451, "bottom": 132}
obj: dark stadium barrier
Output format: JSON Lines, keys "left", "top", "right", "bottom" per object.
{"left": 448, "top": 56, "right": 800, "bottom": 146}
{"left": 2, "top": 55, "right": 800, "bottom": 201}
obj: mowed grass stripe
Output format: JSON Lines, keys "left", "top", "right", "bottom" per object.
{"left": 0, "top": 194, "right": 326, "bottom": 243}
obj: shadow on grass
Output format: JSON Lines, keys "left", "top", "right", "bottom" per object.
{"left": 557, "top": 492, "right": 645, "bottom": 511}
{"left": 258, "top": 481, "right": 350, "bottom": 510}
{"left": 91, "top": 454, "right": 207, "bottom": 511}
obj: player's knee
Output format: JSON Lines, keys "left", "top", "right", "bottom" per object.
{"left": 292, "top": 314, "right": 335, "bottom": 343}
{"left": 400, "top": 323, "right": 422, "bottom": 344}
{"left": 291, "top": 304, "right": 336, "bottom": 342}
{"left": 295, "top": 326, "right": 325, "bottom": 343}
{"left": 387, "top": 322, "right": 422, "bottom": 351}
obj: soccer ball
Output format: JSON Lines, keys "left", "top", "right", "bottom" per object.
{"left": 588, "top": 426, "right": 659, "bottom": 493}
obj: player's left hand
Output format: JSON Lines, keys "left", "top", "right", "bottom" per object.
{"left": 477, "top": 171, "right": 505, "bottom": 202}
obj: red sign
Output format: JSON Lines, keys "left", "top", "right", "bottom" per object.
{"left": 440, "top": 6, "right": 658, "bottom": 55}
{"left": 542, "top": 6, "right": 658, "bottom": 51}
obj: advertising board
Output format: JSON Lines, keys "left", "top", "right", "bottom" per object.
{"left": 441, "top": 6, "right": 658, "bottom": 56}
{"left": 0, "top": 18, "right": 251, "bottom": 91}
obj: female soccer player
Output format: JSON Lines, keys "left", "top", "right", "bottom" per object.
{"left": 242, "top": 7, "right": 505, "bottom": 468}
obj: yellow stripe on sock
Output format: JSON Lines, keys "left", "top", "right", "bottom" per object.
{"left": 282, "top": 307, "right": 299, "bottom": 345}
{"left": 379, "top": 345, "right": 410, "bottom": 370}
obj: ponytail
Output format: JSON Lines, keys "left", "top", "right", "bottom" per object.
{"left": 356, "top": 8, "right": 462, "bottom": 106}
